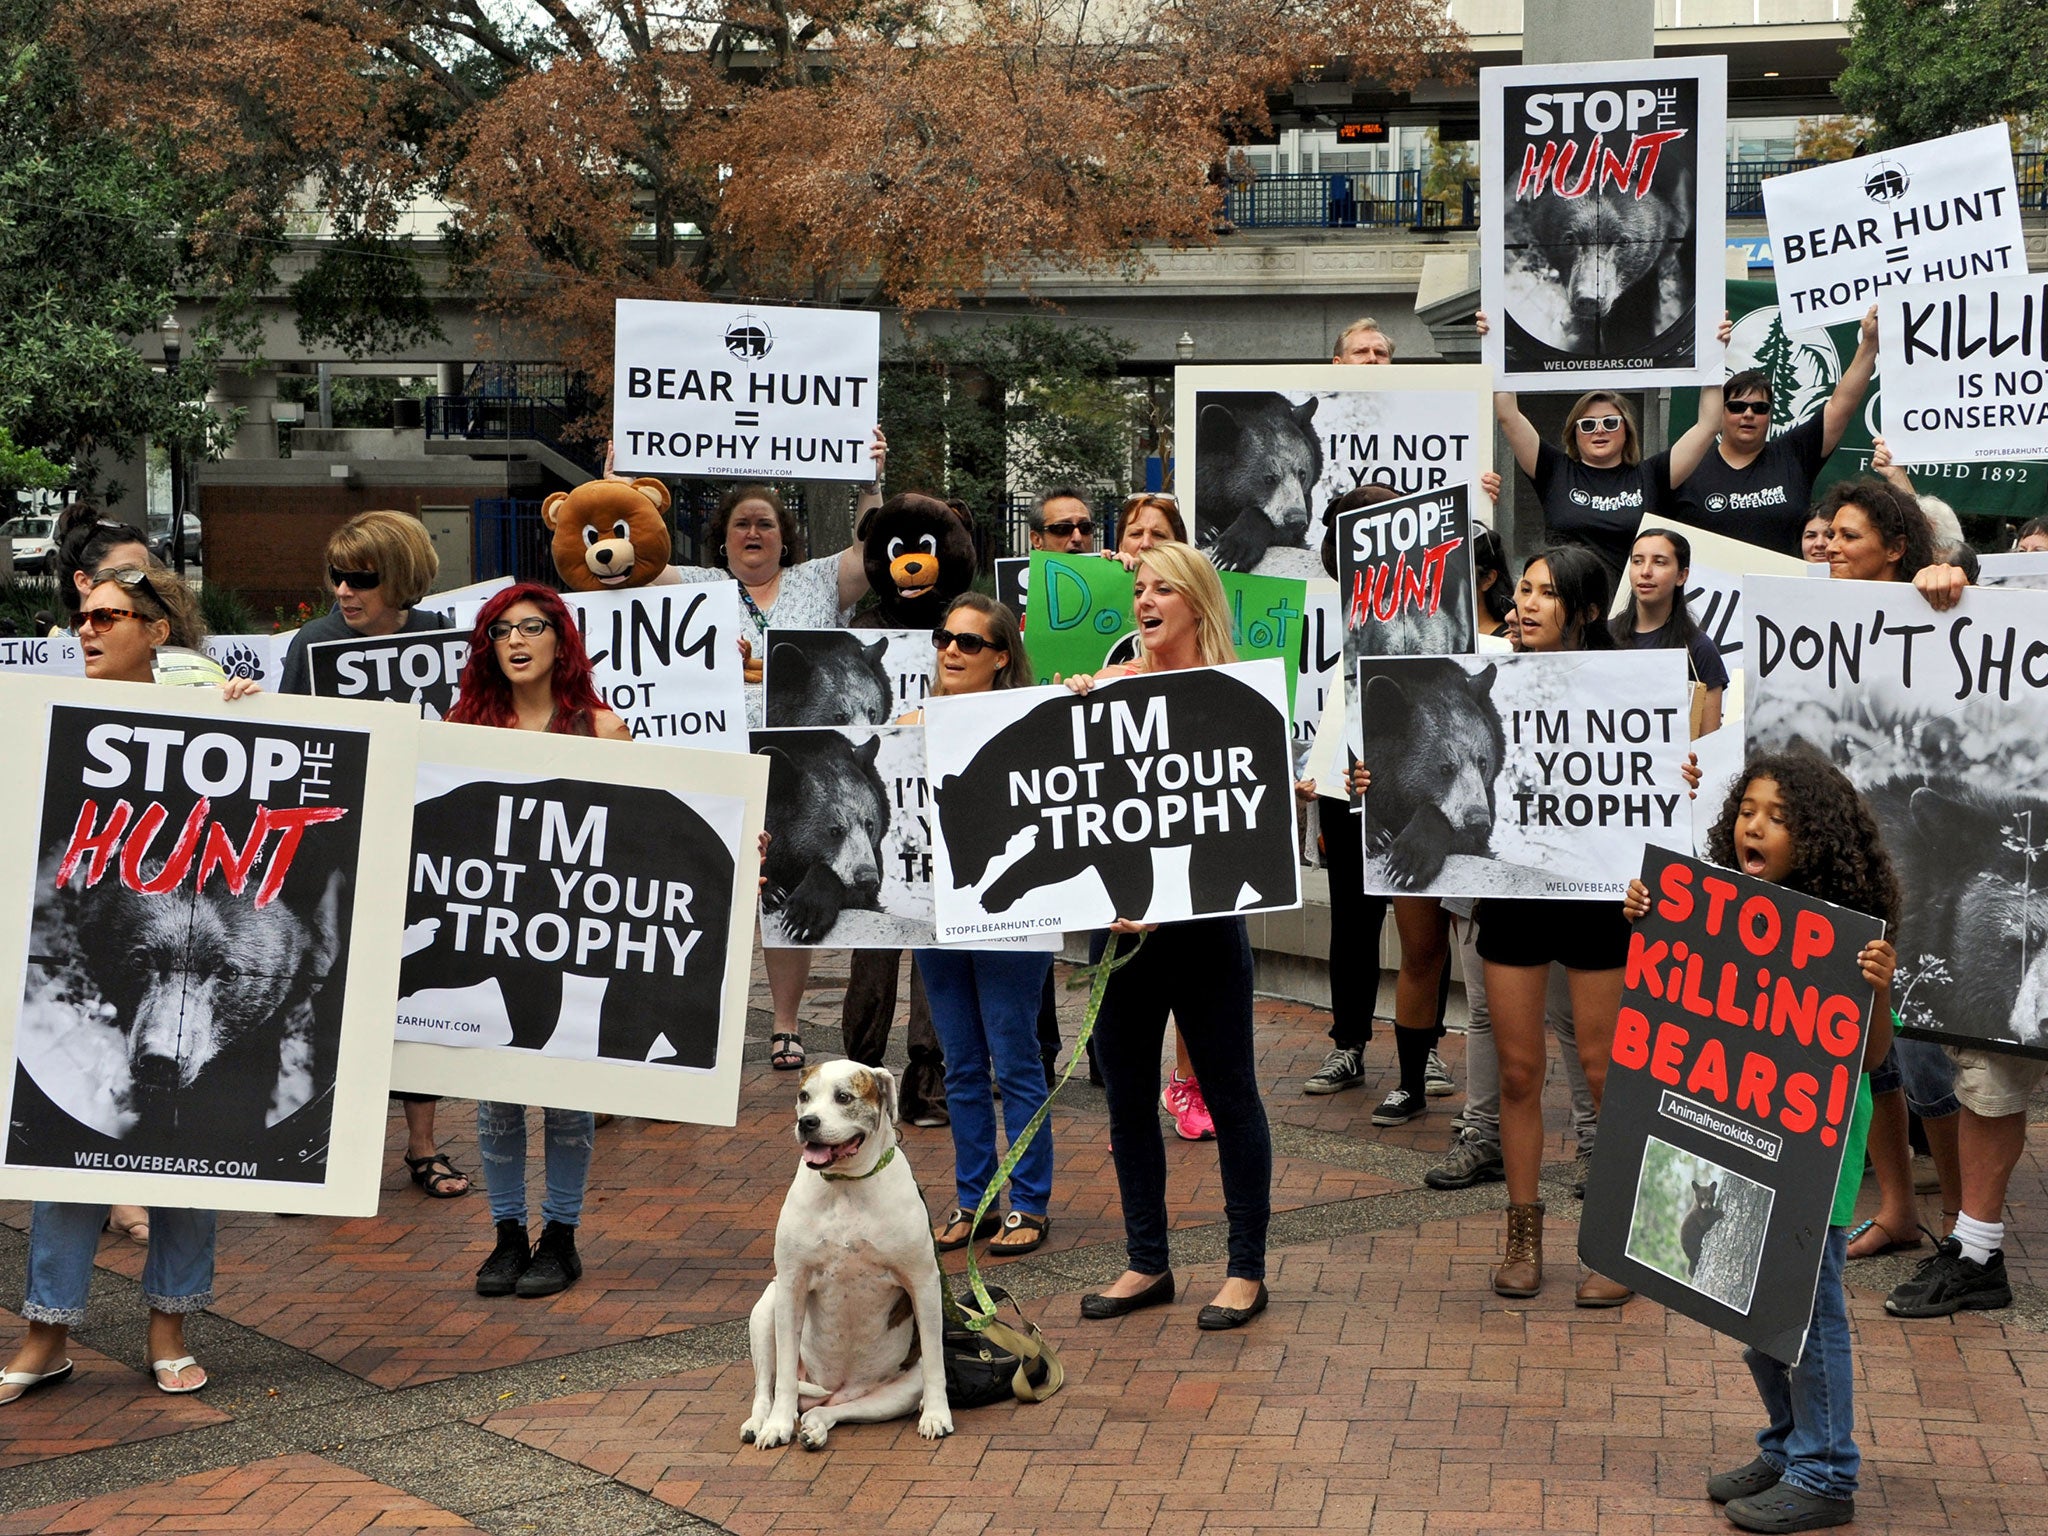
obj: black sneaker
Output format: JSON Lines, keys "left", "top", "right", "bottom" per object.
{"left": 515, "top": 1220, "right": 584, "bottom": 1298}
{"left": 1707, "top": 1455, "right": 1782, "bottom": 1504}
{"left": 1303, "top": 1046, "right": 1365, "bottom": 1096}
{"left": 1424, "top": 1130, "right": 1504, "bottom": 1189}
{"left": 1370, "top": 1088, "right": 1426, "bottom": 1127}
{"left": 1884, "top": 1238, "right": 2012, "bottom": 1317}
{"left": 475, "top": 1219, "right": 530, "bottom": 1297}
{"left": 1724, "top": 1482, "right": 1854, "bottom": 1532}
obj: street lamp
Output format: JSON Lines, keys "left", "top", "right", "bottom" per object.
{"left": 160, "top": 314, "right": 186, "bottom": 575}
{"left": 1175, "top": 331, "right": 1196, "bottom": 362}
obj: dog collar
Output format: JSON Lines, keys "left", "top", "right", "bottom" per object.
{"left": 815, "top": 1145, "right": 895, "bottom": 1181}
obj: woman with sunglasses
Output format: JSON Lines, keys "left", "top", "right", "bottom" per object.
{"left": 2, "top": 564, "right": 259, "bottom": 1407}
{"left": 448, "top": 584, "right": 628, "bottom": 1300}
{"left": 899, "top": 595, "right": 1058, "bottom": 1255}
{"left": 1479, "top": 311, "right": 1727, "bottom": 582}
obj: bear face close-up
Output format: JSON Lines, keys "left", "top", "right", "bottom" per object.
{"left": 755, "top": 730, "right": 892, "bottom": 944}
{"left": 1356, "top": 658, "right": 1505, "bottom": 890}
{"left": 544, "top": 477, "right": 675, "bottom": 592}
{"left": 1195, "top": 392, "right": 1323, "bottom": 573}
{"left": 763, "top": 633, "right": 892, "bottom": 728}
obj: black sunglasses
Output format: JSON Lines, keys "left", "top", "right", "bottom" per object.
{"left": 330, "top": 567, "right": 381, "bottom": 590}
{"left": 1040, "top": 519, "right": 1095, "bottom": 537}
{"left": 1574, "top": 415, "right": 1625, "bottom": 434}
{"left": 1725, "top": 400, "right": 1773, "bottom": 417}
{"left": 932, "top": 626, "right": 1002, "bottom": 656}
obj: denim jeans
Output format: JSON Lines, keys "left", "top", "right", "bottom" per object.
{"left": 1092, "top": 917, "right": 1271, "bottom": 1281}
{"left": 475, "top": 1102, "right": 595, "bottom": 1228}
{"left": 23, "top": 1202, "right": 216, "bottom": 1326}
{"left": 1872, "top": 1039, "right": 1961, "bottom": 1119}
{"left": 1745, "top": 1227, "right": 1858, "bottom": 1501}
{"left": 915, "top": 949, "right": 1056, "bottom": 1215}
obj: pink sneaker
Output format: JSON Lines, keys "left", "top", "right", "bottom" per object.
{"left": 1162, "top": 1072, "right": 1216, "bottom": 1141}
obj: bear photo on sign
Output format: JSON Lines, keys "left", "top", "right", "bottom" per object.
{"left": 762, "top": 629, "right": 937, "bottom": 727}
{"left": 397, "top": 773, "right": 736, "bottom": 1069}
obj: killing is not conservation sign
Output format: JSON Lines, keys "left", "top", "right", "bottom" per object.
{"left": 612, "top": 300, "right": 879, "bottom": 481}
{"left": 1877, "top": 274, "right": 2048, "bottom": 465}
{"left": 1762, "top": 125, "right": 2028, "bottom": 331}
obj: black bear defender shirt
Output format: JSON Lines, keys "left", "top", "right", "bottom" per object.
{"left": 1528, "top": 441, "right": 1672, "bottom": 580}
{"left": 1667, "top": 414, "right": 1828, "bottom": 557}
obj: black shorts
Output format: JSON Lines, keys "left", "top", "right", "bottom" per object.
{"left": 1475, "top": 897, "right": 1629, "bottom": 972}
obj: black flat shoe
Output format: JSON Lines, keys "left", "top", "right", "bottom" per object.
{"left": 1080, "top": 1271, "right": 1175, "bottom": 1320}
{"left": 1197, "top": 1281, "right": 1269, "bottom": 1330}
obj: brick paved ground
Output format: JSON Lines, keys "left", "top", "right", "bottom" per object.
{"left": 0, "top": 952, "right": 2042, "bottom": 1534}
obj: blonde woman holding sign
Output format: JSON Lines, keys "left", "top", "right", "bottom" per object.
{"left": 1064, "top": 541, "right": 1273, "bottom": 1331}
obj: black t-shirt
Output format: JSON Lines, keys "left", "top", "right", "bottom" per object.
{"left": 1668, "top": 413, "right": 1827, "bottom": 555}
{"left": 1621, "top": 623, "right": 1730, "bottom": 692}
{"left": 1529, "top": 441, "right": 1671, "bottom": 581}
{"left": 279, "top": 605, "right": 451, "bottom": 695}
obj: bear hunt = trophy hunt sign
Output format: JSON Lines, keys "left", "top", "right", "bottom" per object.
{"left": 390, "top": 722, "right": 766, "bottom": 1124}
{"left": 1670, "top": 278, "right": 2048, "bottom": 520}
{"left": 1580, "top": 846, "right": 1881, "bottom": 1366}
{"left": 923, "top": 659, "right": 1301, "bottom": 942}
{"left": 1022, "top": 551, "right": 1308, "bottom": 710}
{"left": 0, "top": 674, "right": 417, "bottom": 1216}
{"left": 1353, "top": 650, "right": 1694, "bottom": 900}
{"left": 1745, "top": 574, "right": 2048, "bottom": 1059}
{"left": 611, "top": 299, "right": 880, "bottom": 482}
{"left": 1877, "top": 274, "right": 2048, "bottom": 466}
{"left": 761, "top": 628, "right": 937, "bottom": 727}
{"left": 1761, "top": 125, "right": 2028, "bottom": 331}
{"left": 307, "top": 629, "right": 470, "bottom": 720}
{"left": 1172, "top": 363, "right": 1492, "bottom": 579}
{"left": 1482, "top": 54, "right": 1727, "bottom": 390}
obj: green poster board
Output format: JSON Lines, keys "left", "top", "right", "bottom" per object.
{"left": 1024, "top": 551, "right": 1305, "bottom": 708}
{"left": 1672, "top": 278, "right": 2047, "bottom": 525}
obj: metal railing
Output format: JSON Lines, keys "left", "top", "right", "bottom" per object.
{"left": 2020, "top": 152, "right": 2048, "bottom": 212}
{"left": 471, "top": 498, "right": 553, "bottom": 585}
{"left": 1727, "top": 158, "right": 1820, "bottom": 215}
{"left": 1225, "top": 170, "right": 1435, "bottom": 229}
{"left": 427, "top": 364, "right": 603, "bottom": 476}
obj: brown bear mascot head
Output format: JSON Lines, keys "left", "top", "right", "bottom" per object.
{"left": 544, "top": 477, "right": 673, "bottom": 592}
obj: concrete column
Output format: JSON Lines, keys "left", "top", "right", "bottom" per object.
{"left": 206, "top": 366, "right": 282, "bottom": 460}
{"left": 437, "top": 362, "right": 462, "bottom": 397}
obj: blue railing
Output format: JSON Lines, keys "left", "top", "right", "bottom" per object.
{"left": 471, "top": 498, "right": 553, "bottom": 585}
{"left": 1225, "top": 170, "right": 1434, "bottom": 229}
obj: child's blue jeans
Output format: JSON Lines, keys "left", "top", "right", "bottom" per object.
{"left": 1743, "top": 1227, "right": 1858, "bottom": 1500}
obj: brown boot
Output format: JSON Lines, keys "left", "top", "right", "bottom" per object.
{"left": 1493, "top": 1201, "right": 1544, "bottom": 1298}
{"left": 1575, "top": 1270, "right": 1633, "bottom": 1308}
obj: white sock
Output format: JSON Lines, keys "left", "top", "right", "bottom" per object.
{"left": 1951, "top": 1213, "right": 2003, "bottom": 1266}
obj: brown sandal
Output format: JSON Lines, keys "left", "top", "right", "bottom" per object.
{"left": 933, "top": 1208, "right": 1001, "bottom": 1251}
{"left": 987, "top": 1211, "right": 1049, "bottom": 1255}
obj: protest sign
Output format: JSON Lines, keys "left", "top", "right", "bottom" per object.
{"left": 1673, "top": 278, "right": 2048, "bottom": 520}
{"left": 0, "top": 633, "right": 83, "bottom": 676}
{"left": 1689, "top": 723, "right": 1746, "bottom": 853}
{"left": 1174, "top": 363, "right": 1491, "bottom": 578}
{"left": 1482, "top": 55, "right": 1726, "bottom": 389}
{"left": 1022, "top": 551, "right": 1306, "bottom": 708}
{"left": 308, "top": 628, "right": 469, "bottom": 719}
{"left": 563, "top": 585, "right": 749, "bottom": 750}
{"left": 925, "top": 660, "right": 1300, "bottom": 941}
{"left": 1763, "top": 125, "right": 2027, "bottom": 330}
{"left": 205, "top": 633, "right": 292, "bottom": 690}
{"left": 1294, "top": 582, "right": 1341, "bottom": 764}
{"left": 0, "top": 675, "right": 415, "bottom": 1215}
{"left": 1354, "top": 650, "right": 1692, "bottom": 898}
{"left": 1979, "top": 551, "right": 2048, "bottom": 590}
{"left": 1748, "top": 574, "right": 2048, "bottom": 1056}
{"left": 1581, "top": 847, "right": 1881, "bottom": 1364}
{"left": 754, "top": 724, "right": 933, "bottom": 948}
{"left": 1336, "top": 482, "right": 1477, "bottom": 660}
{"left": 994, "top": 557, "right": 1028, "bottom": 621}
{"left": 762, "top": 628, "right": 935, "bottom": 726}
{"left": 1878, "top": 275, "right": 2048, "bottom": 465}
{"left": 390, "top": 723, "right": 764, "bottom": 1123}
{"left": 612, "top": 300, "right": 879, "bottom": 481}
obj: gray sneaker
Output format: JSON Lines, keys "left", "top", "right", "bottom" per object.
{"left": 1302, "top": 1046, "right": 1365, "bottom": 1095}
{"left": 1424, "top": 1130, "right": 1504, "bottom": 1189}
{"left": 1423, "top": 1048, "right": 1456, "bottom": 1097}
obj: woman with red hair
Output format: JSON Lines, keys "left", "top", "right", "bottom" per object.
{"left": 449, "top": 584, "right": 628, "bottom": 1299}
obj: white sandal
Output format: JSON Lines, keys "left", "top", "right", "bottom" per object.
{"left": 149, "top": 1355, "right": 207, "bottom": 1395}
{"left": 0, "top": 1360, "right": 74, "bottom": 1405}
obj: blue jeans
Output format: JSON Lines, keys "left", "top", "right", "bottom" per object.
{"left": 1091, "top": 917, "right": 1271, "bottom": 1281}
{"left": 915, "top": 949, "right": 1056, "bottom": 1216}
{"left": 475, "top": 1103, "right": 595, "bottom": 1228}
{"left": 23, "top": 1203, "right": 216, "bottom": 1326}
{"left": 1745, "top": 1227, "right": 1858, "bottom": 1501}
{"left": 1872, "top": 1039, "right": 1960, "bottom": 1119}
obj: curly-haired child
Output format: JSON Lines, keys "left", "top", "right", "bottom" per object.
{"left": 1626, "top": 747, "right": 1899, "bottom": 1534}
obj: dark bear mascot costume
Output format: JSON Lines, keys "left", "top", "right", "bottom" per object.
{"left": 842, "top": 492, "right": 980, "bottom": 1126}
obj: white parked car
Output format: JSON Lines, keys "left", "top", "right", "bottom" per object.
{"left": 2, "top": 514, "right": 57, "bottom": 574}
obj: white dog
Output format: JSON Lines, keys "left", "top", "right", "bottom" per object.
{"left": 742, "top": 1059, "right": 953, "bottom": 1450}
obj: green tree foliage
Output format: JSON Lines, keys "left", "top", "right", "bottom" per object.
{"left": 1422, "top": 128, "right": 1476, "bottom": 209}
{"left": 289, "top": 236, "right": 444, "bottom": 358}
{"left": 0, "top": 425, "right": 68, "bottom": 491}
{"left": 1836, "top": 0, "right": 2048, "bottom": 148}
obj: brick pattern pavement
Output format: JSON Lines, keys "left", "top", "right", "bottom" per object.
{"left": 0, "top": 1345, "right": 227, "bottom": 1471}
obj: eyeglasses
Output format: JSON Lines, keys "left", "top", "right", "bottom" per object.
{"left": 74, "top": 606, "right": 147, "bottom": 634}
{"left": 931, "top": 627, "right": 1001, "bottom": 656}
{"left": 1725, "top": 400, "right": 1773, "bottom": 417}
{"left": 1575, "top": 415, "right": 1625, "bottom": 434}
{"left": 1122, "top": 493, "right": 1178, "bottom": 507}
{"left": 329, "top": 567, "right": 381, "bottom": 590}
{"left": 1040, "top": 519, "right": 1095, "bottom": 537}
{"left": 487, "top": 617, "right": 554, "bottom": 641}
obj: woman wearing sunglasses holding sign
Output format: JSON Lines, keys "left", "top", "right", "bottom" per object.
{"left": 2, "top": 563, "right": 259, "bottom": 1407}
{"left": 899, "top": 596, "right": 1058, "bottom": 1256}
{"left": 449, "top": 584, "right": 629, "bottom": 1301}
{"left": 1478, "top": 311, "right": 1728, "bottom": 584}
